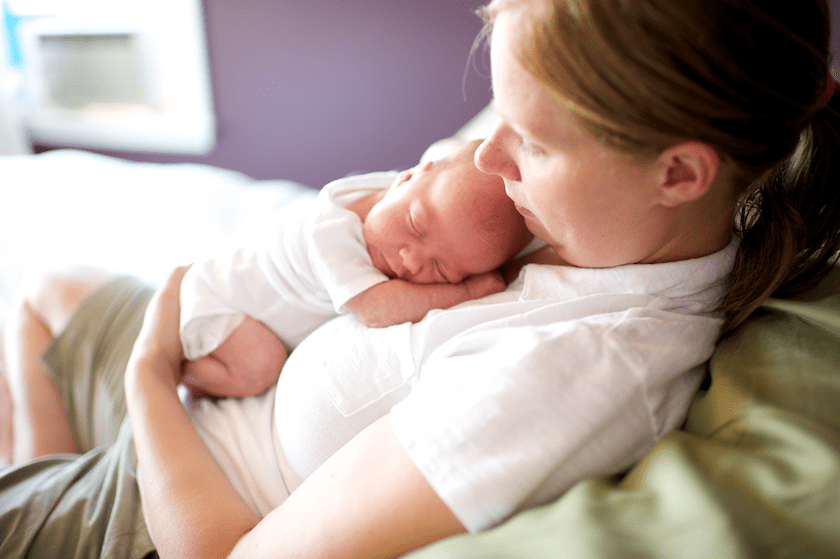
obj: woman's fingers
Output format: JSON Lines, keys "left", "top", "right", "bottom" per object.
{"left": 129, "top": 266, "right": 191, "bottom": 386}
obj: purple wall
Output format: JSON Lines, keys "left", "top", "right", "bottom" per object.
{"left": 35, "top": 0, "right": 492, "bottom": 188}
{"left": 35, "top": 1, "right": 840, "bottom": 187}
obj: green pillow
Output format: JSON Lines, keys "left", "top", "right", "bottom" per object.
{"left": 407, "top": 293, "right": 840, "bottom": 559}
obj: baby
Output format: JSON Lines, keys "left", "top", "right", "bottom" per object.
{"left": 179, "top": 139, "right": 533, "bottom": 397}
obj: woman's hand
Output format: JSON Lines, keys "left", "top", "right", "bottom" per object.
{"left": 126, "top": 265, "right": 190, "bottom": 391}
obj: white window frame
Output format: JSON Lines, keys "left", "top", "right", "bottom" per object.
{"left": 16, "top": 0, "right": 215, "bottom": 154}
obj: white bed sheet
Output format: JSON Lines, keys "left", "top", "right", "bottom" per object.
{"left": 0, "top": 149, "right": 317, "bottom": 327}
{"left": 0, "top": 104, "right": 497, "bottom": 332}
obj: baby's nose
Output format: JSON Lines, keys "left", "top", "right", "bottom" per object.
{"left": 398, "top": 246, "right": 424, "bottom": 276}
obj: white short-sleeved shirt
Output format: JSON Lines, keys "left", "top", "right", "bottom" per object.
{"left": 179, "top": 172, "right": 396, "bottom": 358}
{"left": 192, "top": 238, "right": 737, "bottom": 530}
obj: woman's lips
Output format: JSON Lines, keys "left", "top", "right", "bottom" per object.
{"left": 513, "top": 203, "right": 543, "bottom": 237}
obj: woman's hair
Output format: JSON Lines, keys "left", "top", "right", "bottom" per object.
{"left": 479, "top": 0, "right": 840, "bottom": 337}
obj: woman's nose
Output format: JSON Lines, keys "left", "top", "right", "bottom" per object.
{"left": 475, "top": 120, "right": 521, "bottom": 182}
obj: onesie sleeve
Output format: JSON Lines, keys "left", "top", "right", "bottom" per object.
{"left": 179, "top": 173, "right": 395, "bottom": 359}
{"left": 306, "top": 173, "right": 394, "bottom": 312}
{"left": 308, "top": 216, "right": 389, "bottom": 312}
{"left": 389, "top": 309, "right": 715, "bottom": 533}
{"left": 179, "top": 246, "right": 277, "bottom": 359}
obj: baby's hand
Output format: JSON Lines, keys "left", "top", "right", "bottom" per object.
{"left": 463, "top": 270, "right": 506, "bottom": 300}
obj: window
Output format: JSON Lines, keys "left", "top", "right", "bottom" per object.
{"left": 10, "top": 0, "right": 215, "bottom": 154}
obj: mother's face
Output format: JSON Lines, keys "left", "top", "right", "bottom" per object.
{"left": 474, "top": 9, "right": 666, "bottom": 268}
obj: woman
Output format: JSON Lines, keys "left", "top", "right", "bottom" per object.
{"left": 3, "top": 0, "right": 839, "bottom": 557}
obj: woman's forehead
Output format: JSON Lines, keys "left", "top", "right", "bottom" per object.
{"left": 490, "top": 10, "right": 583, "bottom": 149}
{"left": 489, "top": 13, "right": 542, "bottom": 129}
{"left": 486, "top": 0, "right": 545, "bottom": 18}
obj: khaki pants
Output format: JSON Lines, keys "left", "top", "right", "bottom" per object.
{"left": 0, "top": 277, "right": 157, "bottom": 559}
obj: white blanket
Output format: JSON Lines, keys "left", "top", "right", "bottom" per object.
{"left": 0, "top": 104, "right": 497, "bottom": 335}
{"left": 0, "top": 149, "right": 317, "bottom": 327}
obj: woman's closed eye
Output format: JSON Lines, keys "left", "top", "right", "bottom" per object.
{"left": 507, "top": 124, "right": 546, "bottom": 157}
{"left": 520, "top": 137, "right": 546, "bottom": 157}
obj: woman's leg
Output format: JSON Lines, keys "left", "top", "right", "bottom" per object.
{"left": 0, "top": 420, "right": 156, "bottom": 559}
{"left": 0, "top": 271, "right": 157, "bottom": 559}
{"left": 3, "top": 266, "right": 115, "bottom": 464}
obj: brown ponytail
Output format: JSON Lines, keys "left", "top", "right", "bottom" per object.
{"left": 720, "top": 94, "right": 840, "bottom": 336}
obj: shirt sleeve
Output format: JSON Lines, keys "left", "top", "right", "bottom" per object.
{"left": 389, "top": 309, "right": 713, "bottom": 532}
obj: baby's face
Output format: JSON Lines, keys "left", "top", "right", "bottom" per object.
{"left": 363, "top": 144, "right": 525, "bottom": 284}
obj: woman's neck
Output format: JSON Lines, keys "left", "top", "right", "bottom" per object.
{"left": 501, "top": 244, "right": 567, "bottom": 283}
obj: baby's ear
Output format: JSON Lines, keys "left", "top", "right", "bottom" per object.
{"left": 654, "top": 141, "right": 721, "bottom": 207}
{"left": 394, "top": 168, "right": 414, "bottom": 187}
{"left": 395, "top": 161, "right": 433, "bottom": 187}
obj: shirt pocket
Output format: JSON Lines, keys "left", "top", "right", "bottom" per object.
{"left": 316, "top": 318, "right": 416, "bottom": 417}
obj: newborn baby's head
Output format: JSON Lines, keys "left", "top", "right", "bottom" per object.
{"left": 363, "top": 139, "right": 532, "bottom": 284}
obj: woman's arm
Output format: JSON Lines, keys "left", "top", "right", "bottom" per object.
{"left": 126, "top": 267, "right": 466, "bottom": 559}
{"left": 230, "top": 414, "right": 465, "bottom": 559}
{"left": 126, "top": 267, "right": 260, "bottom": 557}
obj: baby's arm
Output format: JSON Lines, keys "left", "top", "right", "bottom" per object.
{"left": 344, "top": 271, "right": 505, "bottom": 328}
{"left": 181, "top": 316, "right": 288, "bottom": 398}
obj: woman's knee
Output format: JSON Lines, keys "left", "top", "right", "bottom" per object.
{"left": 15, "top": 266, "right": 116, "bottom": 336}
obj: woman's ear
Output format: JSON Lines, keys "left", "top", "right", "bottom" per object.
{"left": 654, "top": 141, "right": 721, "bottom": 207}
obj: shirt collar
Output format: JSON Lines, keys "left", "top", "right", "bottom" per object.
{"left": 517, "top": 237, "right": 738, "bottom": 306}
